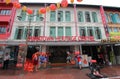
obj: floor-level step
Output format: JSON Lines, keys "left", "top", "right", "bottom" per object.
{"left": 50, "top": 63, "right": 74, "bottom": 67}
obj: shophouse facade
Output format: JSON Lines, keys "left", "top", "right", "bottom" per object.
{"left": 104, "top": 7, "right": 120, "bottom": 64}
{"left": 1, "top": 2, "right": 119, "bottom": 67}
{"left": 0, "top": 0, "right": 18, "bottom": 63}
{"left": 8, "top": 3, "right": 107, "bottom": 66}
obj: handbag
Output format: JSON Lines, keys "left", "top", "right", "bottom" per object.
{"left": 71, "top": 60, "right": 75, "bottom": 65}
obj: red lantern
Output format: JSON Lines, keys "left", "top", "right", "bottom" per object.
{"left": 49, "top": 4, "right": 56, "bottom": 11}
{"left": 13, "top": 2, "right": 17, "bottom": 7}
{"left": 27, "top": 8, "right": 33, "bottom": 14}
{"left": 39, "top": 8, "right": 46, "bottom": 14}
{"left": 16, "top": 3, "right": 21, "bottom": 9}
{"left": 13, "top": 2, "right": 21, "bottom": 9}
{"left": 61, "top": 0, "right": 68, "bottom": 8}
{"left": 77, "top": 0, "right": 83, "bottom": 2}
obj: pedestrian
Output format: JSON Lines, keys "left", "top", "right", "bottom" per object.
{"left": 77, "top": 54, "right": 82, "bottom": 69}
{"left": 39, "top": 53, "right": 47, "bottom": 68}
{"left": 32, "top": 52, "right": 39, "bottom": 71}
{"left": 66, "top": 51, "right": 71, "bottom": 63}
{"left": 3, "top": 53, "right": 10, "bottom": 70}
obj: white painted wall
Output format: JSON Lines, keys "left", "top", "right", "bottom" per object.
{"left": 10, "top": 4, "right": 107, "bottom": 41}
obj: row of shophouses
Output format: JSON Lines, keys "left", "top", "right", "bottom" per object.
{"left": 0, "top": 0, "right": 120, "bottom": 67}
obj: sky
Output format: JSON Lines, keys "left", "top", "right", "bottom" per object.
{"left": 19, "top": 0, "right": 120, "bottom": 7}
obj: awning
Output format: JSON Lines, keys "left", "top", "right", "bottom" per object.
{"left": 0, "top": 40, "right": 118, "bottom": 46}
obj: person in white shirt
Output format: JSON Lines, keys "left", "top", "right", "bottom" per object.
{"left": 3, "top": 53, "right": 10, "bottom": 70}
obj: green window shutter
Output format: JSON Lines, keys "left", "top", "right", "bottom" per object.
{"left": 65, "top": 27, "right": 71, "bottom": 36}
{"left": 14, "top": 28, "right": 18, "bottom": 39}
{"left": 50, "top": 11, "right": 56, "bottom": 22}
{"left": 20, "top": 10, "right": 26, "bottom": 21}
{"left": 58, "top": 11, "right": 63, "bottom": 22}
{"left": 58, "top": 27, "right": 63, "bottom": 36}
{"left": 94, "top": 27, "right": 102, "bottom": 39}
{"left": 36, "top": 10, "right": 42, "bottom": 21}
{"left": 78, "top": 11, "right": 84, "bottom": 22}
{"left": 34, "top": 27, "right": 41, "bottom": 37}
{"left": 85, "top": 11, "right": 91, "bottom": 22}
{"left": 87, "top": 27, "right": 93, "bottom": 36}
{"left": 65, "top": 11, "right": 71, "bottom": 22}
{"left": 50, "top": 27, "right": 56, "bottom": 37}
{"left": 92, "top": 12, "right": 98, "bottom": 22}
{"left": 29, "top": 29, "right": 33, "bottom": 36}
{"left": 23, "top": 28, "right": 27, "bottom": 39}
{"left": 79, "top": 27, "right": 86, "bottom": 36}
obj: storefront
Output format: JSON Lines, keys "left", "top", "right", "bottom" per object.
{"left": 0, "top": 35, "right": 111, "bottom": 68}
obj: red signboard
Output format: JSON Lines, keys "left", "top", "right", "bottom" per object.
{"left": 28, "top": 36, "right": 94, "bottom": 42}
{"left": 100, "top": 6, "right": 109, "bottom": 37}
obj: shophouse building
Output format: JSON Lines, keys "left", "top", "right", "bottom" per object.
{"left": 1, "top": 2, "right": 120, "bottom": 67}
{"left": 9, "top": 3, "right": 107, "bottom": 66}
{"left": 0, "top": 0, "right": 18, "bottom": 63}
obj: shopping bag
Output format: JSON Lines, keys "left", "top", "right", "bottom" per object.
{"left": 16, "top": 63, "right": 23, "bottom": 67}
{"left": 71, "top": 60, "right": 75, "bottom": 65}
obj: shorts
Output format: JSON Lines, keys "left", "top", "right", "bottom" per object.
{"left": 78, "top": 61, "right": 82, "bottom": 65}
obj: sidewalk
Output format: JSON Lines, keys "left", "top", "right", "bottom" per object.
{"left": 0, "top": 65, "right": 120, "bottom": 79}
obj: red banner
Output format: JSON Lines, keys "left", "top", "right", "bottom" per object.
{"left": 28, "top": 36, "right": 94, "bottom": 42}
{"left": 100, "top": 6, "right": 109, "bottom": 37}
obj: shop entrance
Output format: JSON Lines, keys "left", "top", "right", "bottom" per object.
{"left": 48, "top": 46, "right": 70, "bottom": 63}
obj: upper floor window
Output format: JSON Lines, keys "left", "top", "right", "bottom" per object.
{"left": 36, "top": 10, "right": 43, "bottom": 21}
{"left": 65, "top": 11, "right": 71, "bottom": 22}
{"left": 57, "top": 11, "right": 63, "bottom": 22}
{"left": 114, "top": 13, "right": 120, "bottom": 23}
{"left": 77, "top": 11, "right": 84, "bottom": 22}
{"left": 0, "top": 26, "right": 6, "bottom": 34}
{"left": 87, "top": 27, "right": 93, "bottom": 36}
{"left": 58, "top": 27, "right": 64, "bottom": 36}
{"left": 34, "top": 26, "right": 41, "bottom": 37}
{"left": 105, "top": 13, "right": 109, "bottom": 23}
{"left": 109, "top": 13, "right": 118, "bottom": 23}
{"left": 92, "top": 12, "right": 98, "bottom": 22}
{"left": 50, "top": 27, "right": 56, "bottom": 37}
{"left": 14, "top": 27, "right": 24, "bottom": 39}
{"left": 85, "top": 11, "right": 91, "bottom": 22}
{"left": 20, "top": 10, "right": 26, "bottom": 21}
{"left": 94, "top": 27, "right": 102, "bottom": 39}
{"left": 79, "top": 27, "right": 86, "bottom": 36}
{"left": 113, "top": 27, "right": 119, "bottom": 32}
{"left": 108, "top": 27, "right": 112, "bottom": 32}
{"left": 65, "top": 27, "right": 71, "bottom": 36}
{"left": 0, "top": 9, "right": 11, "bottom": 15}
{"left": 50, "top": 11, "right": 56, "bottom": 22}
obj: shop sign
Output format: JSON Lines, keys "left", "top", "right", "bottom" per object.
{"left": 28, "top": 36, "right": 94, "bottom": 42}
{"left": 110, "top": 32, "right": 120, "bottom": 36}
{"left": 101, "top": 36, "right": 120, "bottom": 43}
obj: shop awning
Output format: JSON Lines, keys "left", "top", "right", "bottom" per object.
{"left": 0, "top": 40, "right": 119, "bottom": 46}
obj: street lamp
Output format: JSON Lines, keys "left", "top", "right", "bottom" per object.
{"left": 17, "top": 15, "right": 44, "bottom": 71}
